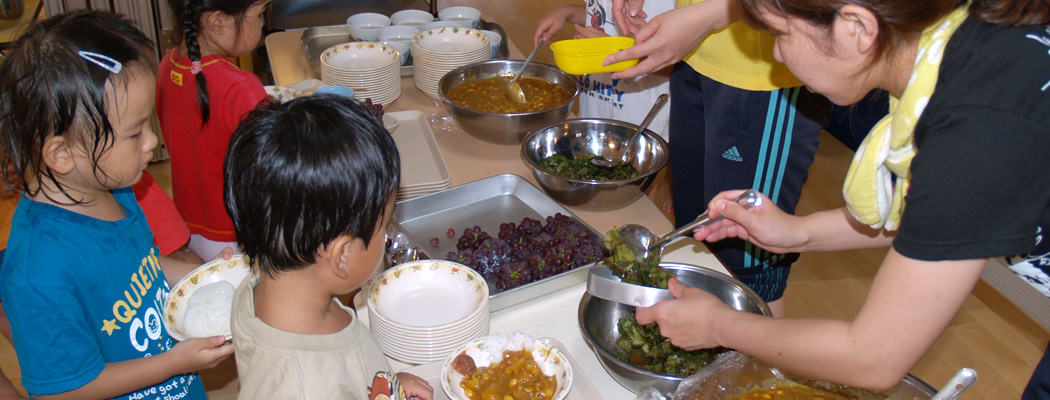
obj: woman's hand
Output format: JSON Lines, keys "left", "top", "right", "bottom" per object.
{"left": 634, "top": 278, "right": 734, "bottom": 350}
{"left": 692, "top": 190, "right": 807, "bottom": 254}
{"left": 167, "top": 336, "right": 234, "bottom": 374}
{"left": 396, "top": 372, "right": 434, "bottom": 400}
{"left": 606, "top": 0, "right": 738, "bottom": 79}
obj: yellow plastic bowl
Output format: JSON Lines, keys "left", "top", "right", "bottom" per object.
{"left": 551, "top": 36, "right": 638, "bottom": 75}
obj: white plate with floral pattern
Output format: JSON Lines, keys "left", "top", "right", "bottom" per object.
{"left": 163, "top": 255, "right": 250, "bottom": 341}
{"left": 321, "top": 41, "right": 400, "bottom": 71}
{"left": 439, "top": 332, "right": 573, "bottom": 400}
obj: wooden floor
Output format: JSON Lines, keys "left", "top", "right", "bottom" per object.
{"left": 0, "top": 1, "right": 1043, "bottom": 399}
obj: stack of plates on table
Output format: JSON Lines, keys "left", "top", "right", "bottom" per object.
{"left": 387, "top": 110, "right": 451, "bottom": 200}
{"left": 319, "top": 42, "right": 401, "bottom": 106}
{"left": 412, "top": 26, "right": 490, "bottom": 99}
{"left": 399, "top": 177, "right": 451, "bottom": 199}
{"left": 366, "top": 260, "right": 490, "bottom": 365}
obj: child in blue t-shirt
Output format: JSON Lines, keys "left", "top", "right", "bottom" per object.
{"left": 0, "top": 10, "right": 233, "bottom": 399}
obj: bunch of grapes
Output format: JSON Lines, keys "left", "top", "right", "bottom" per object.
{"left": 364, "top": 98, "right": 384, "bottom": 119}
{"left": 446, "top": 214, "right": 607, "bottom": 290}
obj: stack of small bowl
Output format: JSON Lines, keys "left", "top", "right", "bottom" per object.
{"left": 412, "top": 26, "right": 490, "bottom": 99}
{"left": 366, "top": 260, "right": 490, "bottom": 364}
{"left": 319, "top": 41, "right": 401, "bottom": 106}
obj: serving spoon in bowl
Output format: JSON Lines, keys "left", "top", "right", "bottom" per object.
{"left": 505, "top": 38, "right": 544, "bottom": 104}
{"left": 589, "top": 93, "right": 669, "bottom": 168}
{"left": 619, "top": 189, "right": 763, "bottom": 260}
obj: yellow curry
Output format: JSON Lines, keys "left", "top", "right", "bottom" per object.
{"left": 459, "top": 349, "right": 558, "bottom": 400}
{"left": 446, "top": 76, "right": 572, "bottom": 113}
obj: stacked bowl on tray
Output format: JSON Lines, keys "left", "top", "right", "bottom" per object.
{"left": 412, "top": 26, "right": 490, "bottom": 99}
{"left": 366, "top": 260, "right": 490, "bottom": 364}
{"left": 319, "top": 41, "right": 401, "bottom": 106}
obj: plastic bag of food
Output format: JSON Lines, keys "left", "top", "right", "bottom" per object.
{"left": 670, "top": 352, "right": 931, "bottom": 400}
{"left": 634, "top": 387, "right": 668, "bottom": 400}
{"left": 670, "top": 351, "right": 760, "bottom": 400}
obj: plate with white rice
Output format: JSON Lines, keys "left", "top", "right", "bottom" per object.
{"left": 163, "top": 255, "right": 251, "bottom": 341}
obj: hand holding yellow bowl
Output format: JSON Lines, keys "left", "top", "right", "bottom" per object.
{"left": 551, "top": 36, "right": 639, "bottom": 75}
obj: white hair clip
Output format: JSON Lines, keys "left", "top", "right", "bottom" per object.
{"left": 77, "top": 51, "right": 123, "bottom": 74}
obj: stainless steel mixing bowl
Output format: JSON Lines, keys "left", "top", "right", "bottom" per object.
{"left": 439, "top": 59, "right": 580, "bottom": 145}
{"left": 521, "top": 118, "right": 670, "bottom": 212}
{"left": 578, "top": 262, "right": 771, "bottom": 394}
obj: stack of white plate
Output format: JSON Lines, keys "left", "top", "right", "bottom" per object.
{"left": 366, "top": 260, "right": 490, "bottom": 364}
{"left": 399, "top": 177, "right": 450, "bottom": 200}
{"left": 412, "top": 26, "right": 490, "bottom": 99}
{"left": 386, "top": 110, "right": 451, "bottom": 200}
{"left": 319, "top": 42, "right": 402, "bottom": 106}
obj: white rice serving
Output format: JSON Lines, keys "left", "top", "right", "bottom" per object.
{"left": 183, "top": 281, "right": 235, "bottom": 337}
{"left": 462, "top": 331, "right": 559, "bottom": 376}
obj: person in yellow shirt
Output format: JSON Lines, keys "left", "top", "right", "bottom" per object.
{"left": 608, "top": 0, "right": 830, "bottom": 316}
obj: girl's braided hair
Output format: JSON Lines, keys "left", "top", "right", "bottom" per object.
{"left": 165, "top": 0, "right": 259, "bottom": 128}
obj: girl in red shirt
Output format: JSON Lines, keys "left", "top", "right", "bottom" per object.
{"left": 156, "top": 0, "right": 271, "bottom": 260}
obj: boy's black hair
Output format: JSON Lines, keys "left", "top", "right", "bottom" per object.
{"left": 224, "top": 95, "right": 401, "bottom": 277}
{"left": 0, "top": 10, "right": 154, "bottom": 204}
{"left": 165, "top": 0, "right": 263, "bottom": 129}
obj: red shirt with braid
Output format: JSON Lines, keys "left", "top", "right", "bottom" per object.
{"left": 156, "top": 47, "right": 267, "bottom": 242}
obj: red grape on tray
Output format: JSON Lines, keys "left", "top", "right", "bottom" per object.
{"left": 445, "top": 213, "right": 606, "bottom": 290}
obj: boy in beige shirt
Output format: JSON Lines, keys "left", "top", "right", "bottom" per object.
{"left": 225, "top": 95, "right": 432, "bottom": 400}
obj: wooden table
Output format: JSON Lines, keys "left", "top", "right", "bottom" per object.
{"left": 265, "top": 28, "right": 730, "bottom": 398}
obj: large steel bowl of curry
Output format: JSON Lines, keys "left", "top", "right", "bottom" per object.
{"left": 578, "top": 262, "right": 771, "bottom": 395}
{"left": 520, "top": 118, "right": 669, "bottom": 212}
{"left": 439, "top": 59, "right": 580, "bottom": 145}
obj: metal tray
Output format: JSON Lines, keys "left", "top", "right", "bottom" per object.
{"left": 300, "top": 19, "right": 510, "bottom": 78}
{"left": 390, "top": 174, "right": 604, "bottom": 311}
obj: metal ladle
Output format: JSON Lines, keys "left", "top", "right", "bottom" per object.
{"left": 589, "top": 93, "right": 669, "bottom": 168}
{"left": 505, "top": 38, "right": 544, "bottom": 104}
{"left": 619, "top": 189, "right": 763, "bottom": 260}
{"left": 931, "top": 368, "right": 977, "bottom": 400}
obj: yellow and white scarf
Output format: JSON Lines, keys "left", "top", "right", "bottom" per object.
{"left": 842, "top": 6, "right": 969, "bottom": 230}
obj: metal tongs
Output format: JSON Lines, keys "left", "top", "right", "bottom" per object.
{"left": 587, "top": 267, "right": 675, "bottom": 307}
{"left": 587, "top": 189, "right": 764, "bottom": 307}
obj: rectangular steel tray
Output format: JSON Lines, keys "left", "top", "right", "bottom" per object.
{"left": 391, "top": 174, "right": 604, "bottom": 311}
{"left": 300, "top": 19, "right": 510, "bottom": 78}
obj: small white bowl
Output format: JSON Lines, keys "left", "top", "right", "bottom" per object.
{"left": 347, "top": 12, "right": 391, "bottom": 42}
{"left": 440, "top": 332, "right": 573, "bottom": 400}
{"left": 413, "top": 28, "right": 488, "bottom": 54}
{"left": 418, "top": 20, "right": 465, "bottom": 31}
{"left": 379, "top": 40, "right": 411, "bottom": 66}
{"left": 391, "top": 9, "right": 434, "bottom": 27}
{"left": 320, "top": 41, "right": 400, "bottom": 71}
{"left": 163, "top": 255, "right": 251, "bottom": 342}
{"left": 378, "top": 24, "right": 421, "bottom": 44}
{"left": 367, "top": 260, "right": 487, "bottom": 327}
{"left": 438, "top": 6, "right": 481, "bottom": 29}
{"left": 479, "top": 30, "right": 501, "bottom": 58}
{"left": 383, "top": 113, "right": 400, "bottom": 133}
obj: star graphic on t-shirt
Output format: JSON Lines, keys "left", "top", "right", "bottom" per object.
{"left": 101, "top": 319, "right": 120, "bottom": 336}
